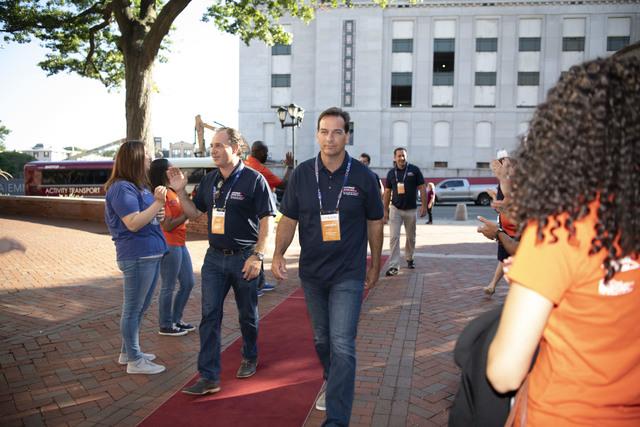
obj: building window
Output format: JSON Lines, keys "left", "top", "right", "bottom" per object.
{"left": 348, "top": 121, "right": 354, "bottom": 145}
{"left": 476, "top": 162, "right": 490, "bottom": 169}
{"left": 271, "top": 43, "right": 291, "bottom": 55}
{"left": 519, "top": 37, "right": 541, "bottom": 52}
{"left": 392, "top": 39, "right": 413, "bottom": 53}
{"left": 475, "top": 72, "right": 496, "bottom": 86}
{"left": 607, "top": 36, "right": 630, "bottom": 52}
{"left": 343, "top": 20, "right": 355, "bottom": 107}
{"left": 391, "top": 72, "right": 412, "bottom": 107}
{"left": 518, "top": 72, "right": 539, "bottom": 86}
{"left": 433, "top": 38, "right": 454, "bottom": 86}
{"left": 562, "top": 37, "right": 585, "bottom": 52}
{"left": 433, "top": 121, "right": 450, "bottom": 147}
{"left": 271, "top": 74, "right": 291, "bottom": 87}
{"left": 476, "top": 38, "right": 497, "bottom": 52}
{"left": 434, "top": 161, "right": 448, "bottom": 168}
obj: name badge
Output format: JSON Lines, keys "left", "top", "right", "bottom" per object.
{"left": 397, "top": 182, "right": 405, "bottom": 195}
{"left": 320, "top": 212, "right": 341, "bottom": 242}
{"left": 211, "top": 209, "right": 225, "bottom": 234}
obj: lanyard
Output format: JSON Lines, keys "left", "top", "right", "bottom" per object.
{"left": 314, "top": 154, "right": 352, "bottom": 212}
{"left": 394, "top": 164, "right": 409, "bottom": 184}
{"left": 213, "top": 162, "right": 244, "bottom": 210}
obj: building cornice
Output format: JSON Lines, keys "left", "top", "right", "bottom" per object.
{"left": 340, "top": 0, "right": 640, "bottom": 9}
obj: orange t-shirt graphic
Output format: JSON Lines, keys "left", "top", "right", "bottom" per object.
{"left": 162, "top": 189, "right": 186, "bottom": 246}
{"left": 507, "top": 202, "right": 640, "bottom": 426}
{"left": 245, "top": 156, "right": 282, "bottom": 190}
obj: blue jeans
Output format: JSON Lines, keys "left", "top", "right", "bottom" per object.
{"left": 302, "top": 279, "right": 364, "bottom": 427}
{"left": 197, "top": 247, "right": 259, "bottom": 381}
{"left": 159, "top": 245, "right": 195, "bottom": 329}
{"left": 117, "top": 256, "right": 162, "bottom": 361}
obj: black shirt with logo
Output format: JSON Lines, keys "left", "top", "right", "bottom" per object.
{"left": 385, "top": 164, "right": 425, "bottom": 210}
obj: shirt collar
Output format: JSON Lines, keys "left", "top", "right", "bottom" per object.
{"left": 317, "top": 152, "right": 350, "bottom": 174}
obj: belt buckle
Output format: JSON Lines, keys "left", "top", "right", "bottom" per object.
{"left": 222, "top": 249, "right": 234, "bottom": 256}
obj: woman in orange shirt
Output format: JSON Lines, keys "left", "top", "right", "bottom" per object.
{"left": 487, "top": 55, "right": 640, "bottom": 426}
{"left": 150, "top": 159, "right": 196, "bottom": 336}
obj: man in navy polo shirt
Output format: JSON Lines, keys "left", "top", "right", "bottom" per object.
{"left": 167, "top": 127, "right": 276, "bottom": 396}
{"left": 272, "top": 107, "right": 384, "bottom": 426}
{"left": 383, "top": 147, "right": 427, "bottom": 276}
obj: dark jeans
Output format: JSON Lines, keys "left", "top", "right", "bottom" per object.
{"left": 197, "top": 247, "right": 259, "bottom": 381}
{"left": 302, "top": 279, "right": 364, "bottom": 427}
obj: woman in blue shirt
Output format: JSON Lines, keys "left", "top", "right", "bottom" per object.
{"left": 104, "top": 140, "right": 168, "bottom": 375}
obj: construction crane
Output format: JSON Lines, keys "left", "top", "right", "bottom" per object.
{"left": 194, "top": 115, "right": 227, "bottom": 157}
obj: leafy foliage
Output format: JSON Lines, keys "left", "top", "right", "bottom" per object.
{"left": 0, "top": 151, "right": 35, "bottom": 178}
{"left": 0, "top": 121, "right": 10, "bottom": 151}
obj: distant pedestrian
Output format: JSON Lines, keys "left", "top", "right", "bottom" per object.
{"left": 359, "top": 152, "right": 384, "bottom": 196}
{"left": 104, "top": 140, "right": 168, "bottom": 375}
{"left": 383, "top": 147, "right": 427, "bottom": 275}
{"left": 272, "top": 107, "right": 384, "bottom": 426}
{"left": 425, "top": 182, "right": 436, "bottom": 224}
{"left": 150, "top": 158, "right": 196, "bottom": 337}
{"left": 170, "top": 127, "right": 276, "bottom": 396}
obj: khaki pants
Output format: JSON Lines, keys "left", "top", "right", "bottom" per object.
{"left": 388, "top": 205, "right": 417, "bottom": 269}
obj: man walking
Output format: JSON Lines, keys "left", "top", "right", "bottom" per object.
{"left": 245, "top": 140, "right": 294, "bottom": 295}
{"left": 272, "top": 107, "right": 384, "bottom": 426}
{"left": 168, "top": 127, "right": 276, "bottom": 395}
{"left": 383, "top": 147, "right": 427, "bottom": 276}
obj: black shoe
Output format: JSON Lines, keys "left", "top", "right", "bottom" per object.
{"left": 236, "top": 358, "right": 258, "bottom": 378}
{"left": 175, "top": 321, "right": 196, "bottom": 332}
{"left": 385, "top": 267, "right": 399, "bottom": 277}
{"left": 159, "top": 326, "right": 188, "bottom": 336}
{"left": 182, "top": 378, "right": 221, "bottom": 395}
{"left": 407, "top": 260, "right": 415, "bottom": 269}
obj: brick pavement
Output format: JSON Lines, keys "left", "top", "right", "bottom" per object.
{"left": 1, "top": 214, "right": 505, "bottom": 426}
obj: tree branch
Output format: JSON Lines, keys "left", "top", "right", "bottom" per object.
{"left": 139, "top": 0, "right": 156, "bottom": 21}
{"left": 144, "top": 0, "right": 191, "bottom": 64}
{"left": 111, "top": 0, "right": 135, "bottom": 39}
{"left": 83, "top": 19, "right": 111, "bottom": 84}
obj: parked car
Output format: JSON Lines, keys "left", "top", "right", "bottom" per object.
{"left": 434, "top": 178, "right": 495, "bottom": 206}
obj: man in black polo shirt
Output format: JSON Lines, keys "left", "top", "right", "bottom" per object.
{"left": 167, "top": 127, "right": 276, "bottom": 396}
{"left": 272, "top": 107, "right": 384, "bottom": 426}
{"left": 383, "top": 147, "right": 427, "bottom": 276}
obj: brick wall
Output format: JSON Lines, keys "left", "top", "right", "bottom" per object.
{"left": 0, "top": 195, "right": 208, "bottom": 236}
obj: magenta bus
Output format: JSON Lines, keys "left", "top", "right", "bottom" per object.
{"left": 23, "top": 158, "right": 216, "bottom": 197}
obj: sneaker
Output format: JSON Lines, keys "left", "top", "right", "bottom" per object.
{"left": 315, "top": 390, "right": 326, "bottom": 411}
{"left": 257, "top": 289, "right": 264, "bottom": 297}
{"left": 159, "top": 326, "right": 188, "bottom": 336}
{"left": 126, "top": 358, "right": 165, "bottom": 375}
{"left": 407, "top": 259, "right": 415, "bottom": 269}
{"left": 385, "top": 267, "right": 399, "bottom": 277}
{"left": 175, "top": 321, "right": 196, "bottom": 332}
{"left": 261, "top": 282, "right": 276, "bottom": 292}
{"left": 236, "top": 358, "right": 258, "bottom": 378}
{"left": 118, "top": 352, "right": 156, "bottom": 365}
{"left": 182, "top": 378, "right": 221, "bottom": 396}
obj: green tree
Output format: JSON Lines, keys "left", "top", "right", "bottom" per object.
{"left": 0, "top": 151, "right": 35, "bottom": 178}
{"left": 0, "top": 121, "right": 10, "bottom": 151}
{"left": 0, "top": 0, "right": 364, "bottom": 151}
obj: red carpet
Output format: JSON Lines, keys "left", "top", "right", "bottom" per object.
{"left": 140, "top": 256, "right": 387, "bottom": 427}
{"left": 140, "top": 288, "right": 322, "bottom": 427}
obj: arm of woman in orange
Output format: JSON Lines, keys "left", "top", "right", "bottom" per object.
{"left": 486, "top": 284, "right": 553, "bottom": 393}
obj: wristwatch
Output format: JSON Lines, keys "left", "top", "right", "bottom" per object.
{"left": 495, "top": 227, "right": 505, "bottom": 241}
{"left": 252, "top": 251, "right": 265, "bottom": 261}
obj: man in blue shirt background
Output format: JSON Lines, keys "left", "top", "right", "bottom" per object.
{"left": 383, "top": 147, "right": 427, "bottom": 276}
{"left": 168, "top": 127, "right": 276, "bottom": 396}
{"left": 272, "top": 107, "right": 384, "bottom": 427}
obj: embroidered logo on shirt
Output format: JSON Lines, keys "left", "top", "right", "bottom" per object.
{"left": 343, "top": 186, "right": 360, "bottom": 197}
{"left": 598, "top": 257, "right": 638, "bottom": 296}
{"left": 230, "top": 191, "right": 245, "bottom": 201}
{"left": 407, "top": 172, "right": 414, "bottom": 176}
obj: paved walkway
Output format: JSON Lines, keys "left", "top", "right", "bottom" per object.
{"left": 0, "top": 214, "right": 504, "bottom": 426}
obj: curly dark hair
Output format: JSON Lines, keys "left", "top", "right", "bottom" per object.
{"left": 510, "top": 55, "right": 640, "bottom": 283}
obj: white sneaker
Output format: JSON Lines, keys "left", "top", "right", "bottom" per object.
{"left": 126, "top": 358, "right": 165, "bottom": 375}
{"left": 315, "top": 390, "right": 326, "bottom": 411}
{"left": 118, "top": 352, "right": 156, "bottom": 365}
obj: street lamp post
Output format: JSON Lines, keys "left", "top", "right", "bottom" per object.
{"left": 276, "top": 103, "right": 304, "bottom": 165}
